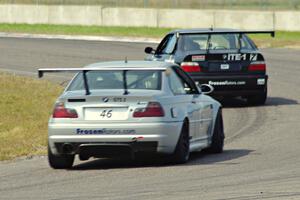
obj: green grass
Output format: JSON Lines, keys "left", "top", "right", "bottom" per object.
{"left": 0, "top": 73, "right": 63, "bottom": 161}
{"left": 0, "top": 23, "right": 172, "bottom": 38}
{"left": 248, "top": 31, "right": 300, "bottom": 48}
{"left": 1, "top": 23, "right": 300, "bottom": 48}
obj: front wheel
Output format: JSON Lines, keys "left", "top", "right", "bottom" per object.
{"left": 171, "top": 121, "right": 190, "bottom": 164}
{"left": 205, "top": 109, "right": 224, "bottom": 153}
{"left": 48, "top": 144, "right": 74, "bottom": 169}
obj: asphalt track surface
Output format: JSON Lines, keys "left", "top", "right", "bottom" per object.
{"left": 0, "top": 37, "right": 300, "bottom": 200}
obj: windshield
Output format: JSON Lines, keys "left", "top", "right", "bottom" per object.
{"left": 178, "top": 33, "right": 254, "bottom": 51}
{"left": 67, "top": 70, "right": 162, "bottom": 91}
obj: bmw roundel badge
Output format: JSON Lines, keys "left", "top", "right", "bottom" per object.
{"left": 102, "top": 97, "right": 109, "bottom": 103}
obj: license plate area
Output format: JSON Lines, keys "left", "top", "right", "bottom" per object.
{"left": 84, "top": 107, "right": 128, "bottom": 120}
{"left": 208, "top": 62, "right": 241, "bottom": 72}
{"left": 220, "top": 64, "right": 230, "bottom": 70}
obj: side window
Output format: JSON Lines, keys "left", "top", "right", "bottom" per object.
{"left": 168, "top": 69, "right": 196, "bottom": 95}
{"left": 168, "top": 70, "right": 186, "bottom": 95}
{"left": 174, "top": 67, "right": 200, "bottom": 94}
{"left": 67, "top": 73, "right": 84, "bottom": 91}
{"left": 156, "top": 34, "right": 177, "bottom": 54}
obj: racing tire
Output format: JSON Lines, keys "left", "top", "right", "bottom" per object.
{"left": 247, "top": 90, "right": 267, "bottom": 106}
{"left": 171, "top": 121, "right": 190, "bottom": 164}
{"left": 48, "top": 145, "right": 74, "bottom": 169}
{"left": 205, "top": 110, "right": 224, "bottom": 154}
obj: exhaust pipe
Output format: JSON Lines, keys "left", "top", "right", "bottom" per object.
{"left": 62, "top": 143, "right": 74, "bottom": 154}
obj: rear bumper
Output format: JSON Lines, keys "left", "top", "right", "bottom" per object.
{"left": 208, "top": 89, "right": 265, "bottom": 97}
{"left": 193, "top": 74, "right": 268, "bottom": 97}
{"left": 54, "top": 142, "right": 158, "bottom": 158}
{"left": 48, "top": 122, "right": 183, "bottom": 156}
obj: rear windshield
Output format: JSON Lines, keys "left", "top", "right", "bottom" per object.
{"left": 178, "top": 33, "right": 254, "bottom": 51}
{"left": 67, "top": 70, "right": 162, "bottom": 91}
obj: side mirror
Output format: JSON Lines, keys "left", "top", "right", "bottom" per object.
{"left": 199, "top": 84, "right": 214, "bottom": 95}
{"left": 145, "top": 47, "right": 155, "bottom": 54}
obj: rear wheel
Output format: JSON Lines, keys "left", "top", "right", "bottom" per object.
{"left": 247, "top": 89, "right": 267, "bottom": 105}
{"left": 171, "top": 121, "right": 190, "bottom": 164}
{"left": 48, "top": 144, "right": 74, "bottom": 169}
{"left": 206, "top": 110, "right": 224, "bottom": 153}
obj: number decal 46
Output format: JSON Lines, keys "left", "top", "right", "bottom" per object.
{"left": 100, "top": 110, "right": 113, "bottom": 118}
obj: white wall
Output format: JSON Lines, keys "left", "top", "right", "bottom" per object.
{"left": 102, "top": 8, "right": 157, "bottom": 27}
{"left": 0, "top": 5, "right": 48, "bottom": 24}
{"left": 214, "top": 10, "right": 274, "bottom": 30}
{"left": 158, "top": 9, "right": 214, "bottom": 28}
{"left": 48, "top": 6, "right": 102, "bottom": 25}
{"left": 0, "top": 4, "right": 299, "bottom": 31}
{"left": 275, "top": 11, "right": 300, "bottom": 31}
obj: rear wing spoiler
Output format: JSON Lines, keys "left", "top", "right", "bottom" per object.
{"left": 38, "top": 67, "right": 166, "bottom": 95}
{"left": 179, "top": 30, "right": 275, "bottom": 37}
{"left": 38, "top": 67, "right": 166, "bottom": 78}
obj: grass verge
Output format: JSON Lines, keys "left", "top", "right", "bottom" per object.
{"left": 250, "top": 31, "right": 300, "bottom": 48}
{"left": 0, "top": 73, "right": 63, "bottom": 161}
{"left": 0, "top": 23, "right": 172, "bottom": 38}
{"left": 1, "top": 23, "right": 300, "bottom": 48}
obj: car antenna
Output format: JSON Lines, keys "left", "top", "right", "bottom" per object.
{"left": 210, "top": 25, "right": 213, "bottom": 31}
{"left": 125, "top": 56, "right": 128, "bottom": 64}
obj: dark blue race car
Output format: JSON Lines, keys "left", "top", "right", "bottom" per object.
{"left": 145, "top": 28, "right": 275, "bottom": 105}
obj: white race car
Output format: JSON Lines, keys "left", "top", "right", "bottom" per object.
{"left": 39, "top": 61, "right": 224, "bottom": 169}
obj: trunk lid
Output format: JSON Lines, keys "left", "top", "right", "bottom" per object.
{"left": 59, "top": 90, "right": 164, "bottom": 122}
{"left": 183, "top": 51, "right": 265, "bottom": 74}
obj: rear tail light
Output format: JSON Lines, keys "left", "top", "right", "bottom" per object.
{"left": 133, "top": 102, "right": 165, "bottom": 117}
{"left": 181, "top": 62, "right": 202, "bottom": 72}
{"left": 53, "top": 102, "right": 78, "bottom": 118}
{"left": 248, "top": 61, "right": 266, "bottom": 72}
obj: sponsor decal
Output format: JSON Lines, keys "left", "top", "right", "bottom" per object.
{"left": 192, "top": 55, "right": 205, "bottom": 61}
{"left": 208, "top": 80, "right": 246, "bottom": 86}
{"left": 76, "top": 128, "right": 136, "bottom": 135}
{"left": 227, "top": 53, "right": 247, "bottom": 61}
{"left": 250, "top": 54, "right": 258, "bottom": 61}
{"left": 132, "top": 136, "right": 144, "bottom": 142}
{"left": 224, "top": 53, "right": 258, "bottom": 61}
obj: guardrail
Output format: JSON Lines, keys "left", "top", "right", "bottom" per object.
{"left": 0, "top": 5, "right": 300, "bottom": 31}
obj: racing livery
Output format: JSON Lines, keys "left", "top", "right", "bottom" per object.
{"left": 145, "top": 28, "right": 275, "bottom": 105}
{"left": 39, "top": 61, "right": 223, "bottom": 169}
